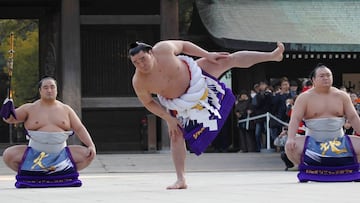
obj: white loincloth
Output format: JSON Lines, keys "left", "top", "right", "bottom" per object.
{"left": 157, "top": 55, "right": 225, "bottom": 131}
{"left": 27, "top": 130, "right": 73, "bottom": 153}
{"left": 304, "top": 117, "right": 345, "bottom": 142}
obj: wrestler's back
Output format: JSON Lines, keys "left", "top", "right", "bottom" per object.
{"left": 24, "top": 100, "right": 71, "bottom": 132}
{"left": 138, "top": 53, "right": 191, "bottom": 99}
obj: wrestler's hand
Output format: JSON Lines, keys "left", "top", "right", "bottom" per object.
{"left": 166, "top": 116, "right": 183, "bottom": 140}
{"left": 285, "top": 137, "right": 296, "bottom": 152}
{"left": 0, "top": 97, "right": 17, "bottom": 119}
{"left": 206, "top": 52, "right": 230, "bottom": 64}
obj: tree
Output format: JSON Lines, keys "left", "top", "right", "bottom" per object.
{"left": 0, "top": 20, "right": 39, "bottom": 106}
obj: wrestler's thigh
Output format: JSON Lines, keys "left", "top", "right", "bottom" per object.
{"left": 2, "top": 145, "right": 27, "bottom": 163}
{"left": 68, "top": 145, "right": 88, "bottom": 162}
{"left": 196, "top": 58, "right": 231, "bottom": 78}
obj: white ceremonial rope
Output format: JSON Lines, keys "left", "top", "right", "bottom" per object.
{"left": 157, "top": 55, "right": 207, "bottom": 111}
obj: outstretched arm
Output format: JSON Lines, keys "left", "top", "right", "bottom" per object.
{"left": 154, "top": 40, "right": 230, "bottom": 63}
{"left": 2, "top": 102, "right": 30, "bottom": 124}
{"left": 133, "top": 80, "right": 183, "bottom": 139}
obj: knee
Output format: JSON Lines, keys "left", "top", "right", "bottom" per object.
{"left": 2, "top": 147, "right": 18, "bottom": 166}
{"left": 3, "top": 148, "right": 12, "bottom": 162}
{"left": 2, "top": 148, "right": 9, "bottom": 163}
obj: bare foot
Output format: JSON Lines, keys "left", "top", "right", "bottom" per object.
{"left": 166, "top": 180, "right": 188, "bottom": 190}
{"left": 273, "top": 42, "right": 285, "bottom": 62}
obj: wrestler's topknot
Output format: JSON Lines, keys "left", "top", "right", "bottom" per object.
{"left": 38, "top": 76, "right": 57, "bottom": 89}
{"left": 128, "top": 41, "right": 153, "bottom": 56}
{"left": 309, "top": 63, "right": 327, "bottom": 80}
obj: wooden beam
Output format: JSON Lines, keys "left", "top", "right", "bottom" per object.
{"left": 82, "top": 97, "right": 144, "bottom": 108}
{"left": 80, "top": 15, "right": 161, "bottom": 25}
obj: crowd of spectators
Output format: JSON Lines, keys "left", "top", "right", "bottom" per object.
{"left": 234, "top": 77, "right": 310, "bottom": 153}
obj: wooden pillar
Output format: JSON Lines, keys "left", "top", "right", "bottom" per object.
{"left": 160, "top": 0, "right": 179, "bottom": 40}
{"left": 159, "top": 0, "right": 179, "bottom": 150}
{"left": 61, "top": 0, "right": 81, "bottom": 144}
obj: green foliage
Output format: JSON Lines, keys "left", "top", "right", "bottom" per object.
{"left": 0, "top": 19, "right": 39, "bottom": 106}
{"left": 179, "top": 0, "right": 195, "bottom": 35}
{"left": 0, "top": 19, "right": 38, "bottom": 41}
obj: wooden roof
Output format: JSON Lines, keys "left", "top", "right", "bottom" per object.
{"left": 195, "top": 0, "right": 360, "bottom": 52}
